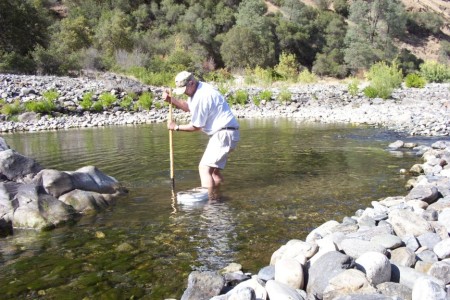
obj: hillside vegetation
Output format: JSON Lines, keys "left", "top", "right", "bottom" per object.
{"left": 0, "top": 0, "right": 449, "bottom": 85}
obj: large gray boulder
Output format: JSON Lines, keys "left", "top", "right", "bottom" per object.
{"left": 306, "top": 251, "right": 355, "bottom": 299}
{"left": 180, "top": 271, "right": 225, "bottom": 300}
{"left": 388, "top": 208, "right": 434, "bottom": 237}
{"left": 59, "top": 190, "right": 113, "bottom": 214}
{"left": 0, "top": 149, "right": 42, "bottom": 182}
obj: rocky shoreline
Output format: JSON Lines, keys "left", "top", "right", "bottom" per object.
{"left": 0, "top": 73, "right": 449, "bottom": 136}
{"left": 180, "top": 140, "right": 450, "bottom": 300}
{"left": 1, "top": 74, "right": 450, "bottom": 299}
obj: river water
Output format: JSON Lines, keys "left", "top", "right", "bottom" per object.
{"left": 0, "top": 118, "right": 438, "bottom": 299}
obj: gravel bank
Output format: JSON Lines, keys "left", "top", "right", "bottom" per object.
{"left": 0, "top": 73, "right": 449, "bottom": 136}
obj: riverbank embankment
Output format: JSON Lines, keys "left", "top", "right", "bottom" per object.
{"left": 0, "top": 73, "right": 449, "bottom": 136}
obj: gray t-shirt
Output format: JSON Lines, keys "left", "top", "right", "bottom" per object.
{"left": 188, "top": 82, "right": 239, "bottom": 135}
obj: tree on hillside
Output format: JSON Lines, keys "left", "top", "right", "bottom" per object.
{"left": 344, "top": 0, "right": 407, "bottom": 73}
{"left": 313, "top": 13, "right": 347, "bottom": 77}
{"left": 273, "top": 0, "right": 318, "bottom": 68}
{"left": 0, "top": 0, "right": 50, "bottom": 73}
{"left": 220, "top": 0, "right": 276, "bottom": 69}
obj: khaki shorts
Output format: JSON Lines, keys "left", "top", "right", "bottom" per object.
{"left": 200, "top": 129, "right": 240, "bottom": 169}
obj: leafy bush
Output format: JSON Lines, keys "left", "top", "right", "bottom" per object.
{"left": 253, "top": 90, "right": 273, "bottom": 105}
{"left": 347, "top": 78, "right": 359, "bottom": 96}
{"left": 407, "top": 12, "right": 443, "bottom": 35}
{"left": 204, "top": 69, "right": 233, "bottom": 83}
{"left": 275, "top": 52, "right": 299, "bottom": 81}
{"left": 80, "top": 92, "right": 93, "bottom": 110}
{"left": 98, "top": 92, "right": 117, "bottom": 108}
{"left": 405, "top": 73, "right": 426, "bottom": 88}
{"left": 234, "top": 90, "right": 248, "bottom": 105}
{"left": 42, "top": 90, "right": 59, "bottom": 102}
{"left": 128, "top": 67, "right": 173, "bottom": 87}
{"left": 1, "top": 100, "right": 22, "bottom": 115}
{"left": 363, "top": 86, "right": 378, "bottom": 98}
{"left": 227, "top": 90, "right": 248, "bottom": 106}
{"left": 419, "top": 61, "right": 450, "bottom": 83}
{"left": 298, "top": 69, "right": 317, "bottom": 83}
{"left": 119, "top": 95, "right": 134, "bottom": 110}
{"left": 277, "top": 89, "right": 292, "bottom": 103}
{"left": 24, "top": 99, "right": 56, "bottom": 114}
{"left": 92, "top": 101, "right": 103, "bottom": 112}
{"left": 365, "top": 61, "right": 403, "bottom": 99}
{"left": 137, "top": 91, "right": 153, "bottom": 110}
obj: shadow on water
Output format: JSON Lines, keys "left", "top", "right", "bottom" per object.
{"left": 1, "top": 118, "right": 449, "bottom": 298}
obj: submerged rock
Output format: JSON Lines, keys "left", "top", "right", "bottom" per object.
{"left": 0, "top": 137, "right": 127, "bottom": 234}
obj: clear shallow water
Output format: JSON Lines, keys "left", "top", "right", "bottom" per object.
{"left": 0, "top": 119, "right": 442, "bottom": 299}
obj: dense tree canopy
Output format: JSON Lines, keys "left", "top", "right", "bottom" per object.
{"left": 0, "top": 0, "right": 446, "bottom": 78}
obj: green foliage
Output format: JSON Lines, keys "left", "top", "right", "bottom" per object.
{"left": 42, "top": 90, "right": 59, "bottom": 102}
{"left": 364, "top": 61, "right": 403, "bottom": 99}
{"left": 333, "top": 0, "right": 349, "bottom": 17}
{"left": 119, "top": 95, "right": 134, "bottom": 110}
{"left": 253, "top": 90, "right": 273, "bottom": 106}
{"left": 203, "top": 69, "right": 233, "bottom": 83}
{"left": 1, "top": 100, "right": 22, "bottom": 116}
{"left": 98, "top": 92, "right": 117, "bottom": 108}
{"left": 419, "top": 61, "right": 450, "bottom": 83}
{"left": 24, "top": 99, "right": 56, "bottom": 114}
{"left": 128, "top": 67, "right": 173, "bottom": 87}
{"left": 405, "top": 73, "right": 426, "bottom": 88}
{"left": 407, "top": 12, "right": 443, "bottom": 35}
{"left": 347, "top": 78, "right": 360, "bottom": 96}
{"left": 0, "top": 52, "right": 36, "bottom": 74}
{"left": 92, "top": 101, "right": 103, "bottom": 112}
{"left": 80, "top": 92, "right": 94, "bottom": 110}
{"left": 275, "top": 52, "right": 299, "bottom": 81}
{"left": 363, "top": 86, "right": 378, "bottom": 98}
{"left": 23, "top": 89, "right": 59, "bottom": 114}
{"left": 298, "top": 69, "right": 318, "bottom": 83}
{"left": 395, "top": 49, "right": 424, "bottom": 76}
{"left": 277, "top": 89, "right": 292, "bottom": 103}
{"left": 137, "top": 92, "right": 153, "bottom": 110}
{"left": 227, "top": 90, "right": 248, "bottom": 106}
{"left": 439, "top": 41, "right": 450, "bottom": 64}
{"left": 344, "top": 0, "right": 407, "bottom": 72}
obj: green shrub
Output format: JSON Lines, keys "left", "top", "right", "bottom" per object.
{"left": 203, "top": 69, "right": 233, "bottom": 83}
{"left": 24, "top": 90, "right": 58, "bottom": 114}
{"left": 234, "top": 90, "right": 248, "bottom": 105}
{"left": 253, "top": 90, "right": 272, "bottom": 105}
{"left": 80, "top": 92, "right": 93, "bottom": 110}
{"left": 42, "top": 90, "right": 59, "bottom": 102}
{"left": 119, "top": 95, "right": 134, "bottom": 110}
{"left": 363, "top": 86, "right": 378, "bottom": 98}
{"left": 347, "top": 78, "right": 359, "bottom": 96}
{"left": 277, "top": 89, "right": 292, "bottom": 103}
{"left": 405, "top": 73, "right": 426, "bottom": 88}
{"left": 365, "top": 61, "right": 403, "bottom": 99}
{"left": 419, "top": 61, "right": 450, "bottom": 83}
{"left": 297, "top": 69, "right": 317, "bottom": 83}
{"left": 128, "top": 67, "right": 173, "bottom": 86}
{"left": 98, "top": 92, "right": 117, "bottom": 108}
{"left": 137, "top": 91, "right": 153, "bottom": 110}
{"left": 92, "top": 101, "right": 103, "bottom": 112}
{"left": 1, "top": 100, "right": 22, "bottom": 115}
{"left": 24, "top": 99, "right": 56, "bottom": 114}
{"left": 218, "top": 84, "right": 230, "bottom": 96}
{"left": 275, "top": 52, "right": 299, "bottom": 81}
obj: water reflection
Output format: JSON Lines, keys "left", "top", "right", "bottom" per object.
{"left": 173, "top": 199, "right": 236, "bottom": 271}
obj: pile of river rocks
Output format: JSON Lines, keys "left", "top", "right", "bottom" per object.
{"left": 0, "top": 73, "right": 449, "bottom": 136}
{"left": 178, "top": 140, "right": 450, "bottom": 299}
{"left": 0, "top": 137, "right": 127, "bottom": 237}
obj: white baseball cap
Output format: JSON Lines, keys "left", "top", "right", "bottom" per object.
{"left": 173, "top": 71, "right": 194, "bottom": 95}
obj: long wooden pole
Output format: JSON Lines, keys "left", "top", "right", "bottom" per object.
{"left": 168, "top": 97, "right": 175, "bottom": 190}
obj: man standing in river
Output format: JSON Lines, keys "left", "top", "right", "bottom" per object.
{"left": 162, "top": 71, "right": 240, "bottom": 200}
